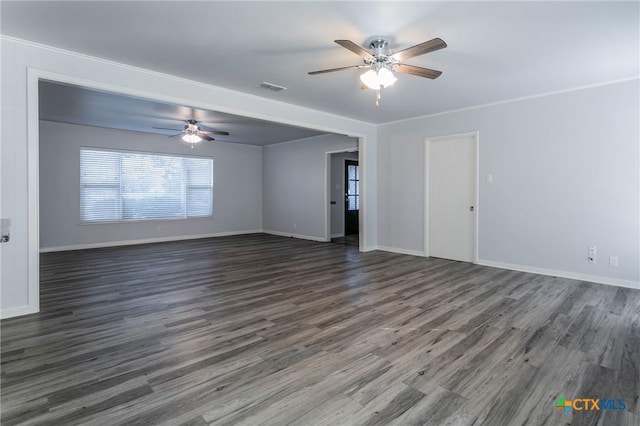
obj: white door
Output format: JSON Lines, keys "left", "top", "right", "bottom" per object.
{"left": 427, "top": 134, "right": 476, "bottom": 262}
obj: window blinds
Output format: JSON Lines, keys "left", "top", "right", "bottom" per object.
{"left": 80, "top": 149, "right": 213, "bottom": 222}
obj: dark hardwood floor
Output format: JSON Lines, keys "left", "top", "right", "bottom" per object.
{"left": 331, "top": 234, "right": 359, "bottom": 247}
{"left": 1, "top": 234, "right": 638, "bottom": 425}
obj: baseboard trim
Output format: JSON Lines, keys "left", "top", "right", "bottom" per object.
{"left": 331, "top": 233, "right": 344, "bottom": 238}
{"left": 1, "top": 304, "right": 39, "bottom": 320}
{"left": 39, "top": 230, "right": 263, "bottom": 252}
{"left": 374, "top": 245, "right": 426, "bottom": 257}
{"left": 476, "top": 259, "right": 640, "bottom": 290}
{"left": 262, "top": 230, "right": 328, "bottom": 242}
{"left": 359, "top": 246, "right": 377, "bottom": 252}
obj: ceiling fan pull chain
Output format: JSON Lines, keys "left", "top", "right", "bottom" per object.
{"left": 376, "top": 89, "right": 381, "bottom": 107}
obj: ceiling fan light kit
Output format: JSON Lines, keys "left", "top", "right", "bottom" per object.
{"left": 309, "top": 37, "right": 447, "bottom": 106}
{"left": 182, "top": 133, "right": 202, "bottom": 145}
{"left": 360, "top": 66, "right": 397, "bottom": 90}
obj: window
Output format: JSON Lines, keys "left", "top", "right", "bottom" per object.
{"left": 80, "top": 149, "right": 213, "bottom": 222}
{"left": 346, "top": 162, "right": 359, "bottom": 210}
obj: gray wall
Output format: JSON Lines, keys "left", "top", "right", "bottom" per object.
{"left": 39, "top": 121, "right": 262, "bottom": 249}
{"left": 262, "top": 134, "right": 358, "bottom": 240}
{"left": 330, "top": 151, "right": 359, "bottom": 237}
{"left": 377, "top": 79, "right": 639, "bottom": 285}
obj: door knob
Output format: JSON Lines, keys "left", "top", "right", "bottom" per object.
{"left": 470, "top": 206, "right": 474, "bottom": 212}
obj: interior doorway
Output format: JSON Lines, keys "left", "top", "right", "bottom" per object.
{"left": 328, "top": 151, "right": 359, "bottom": 246}
{"left": 425, "top": 132, "right": 478, "bottom": 262}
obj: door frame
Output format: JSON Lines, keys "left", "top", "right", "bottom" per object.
{"left": 424, "top": 131, "right": 479, "bottom": 263}
{"left": 324, "top": 148, "right": 360, "bottom": 245}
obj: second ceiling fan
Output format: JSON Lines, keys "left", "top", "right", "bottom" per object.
{"left": 154, "top": 119, "right": 229, "bottom": 147}
{"left": 309, "top": 37, "right": 447, "bottom": 106}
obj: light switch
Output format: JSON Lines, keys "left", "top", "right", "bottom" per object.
{"left": 486, "top": 173, "right": 493, "bottom": 183}
{"left": 0, "top": 218, "right": 10, "bottom": 243}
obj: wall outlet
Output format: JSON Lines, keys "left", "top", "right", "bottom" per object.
{"left": 588, "top": 245, "right": 596, "bottom": 264}
{"left": 609, "top": 256, "right": 619, "bottom": 267}
{"left": 158, "top": 225, "right": 163, "bottom": 232}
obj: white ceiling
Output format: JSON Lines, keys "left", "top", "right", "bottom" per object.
{"left": 2, "top": 1, "right": 638, "bottom": 124}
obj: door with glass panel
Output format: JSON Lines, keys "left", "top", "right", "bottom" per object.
{"left": 344, "top": 160, "right": 359, "bottom": 235}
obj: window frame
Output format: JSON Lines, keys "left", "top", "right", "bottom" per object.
{"left": 79, "top": 147, "right": 214, "bottom": 224}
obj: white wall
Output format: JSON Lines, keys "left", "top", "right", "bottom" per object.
{"left": 330, "top": 151, "right": 359, "bottom": 237}
{"left": 377, "top": 79, "right": 640, "bottom": 287}
{"left": 0, "top": 37, "right": 377, "bottom": 318}
{"left": 39, "top": 121, "right": 262, "bottom": 249}
{"left": 262, "top": 134, "right": 358, "bottom": 241}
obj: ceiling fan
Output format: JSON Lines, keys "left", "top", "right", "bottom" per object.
{"left": 308, "top": 37, "right": 447, "bottom": 106}
{"left": 154, "top": 119, "right": 230, "bottom": 147}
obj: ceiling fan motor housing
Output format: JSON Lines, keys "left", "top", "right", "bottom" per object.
{"left": 185, "top": 121, "right": 200, "bottom": 133}
{"left": 369, "top": 39, "right": 389, "bottom": 55}
{"left": 366, "top": 39, "right": 397, "bottom": 70}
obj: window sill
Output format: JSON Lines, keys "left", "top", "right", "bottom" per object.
{"left": 79, "top": 216, "right": 213, "bottom": 225}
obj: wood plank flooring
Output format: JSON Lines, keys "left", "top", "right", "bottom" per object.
{"left": 331, "top": 235, "right": 359, "bottom": 247}
{"left": 1, "top": 234, "right": 639, "bottom": 425}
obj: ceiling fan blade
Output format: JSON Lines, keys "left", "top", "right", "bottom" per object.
{"left": 334, "top": 40, "right": 374, "bottom": 59}
{"left": 201, "top": 134, "right": 215, "bottom": 141}
{"left": 391, "top": 38, "right": 447, "bottom": 61}
{"left": 394, "top": 64, "right": 442, "bottom": 79}
{"left": 153, "top": 127, "right": 183, "bottom": 132}
{"left": 308, "top": 65, "right": 368, "bottom": 75}
{"left": 200, "top": 130, "right": 229, "bottom": 136}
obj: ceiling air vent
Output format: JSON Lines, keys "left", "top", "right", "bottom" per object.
{"left": 258, "top": 82, "right": 287, "bottom": 92}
